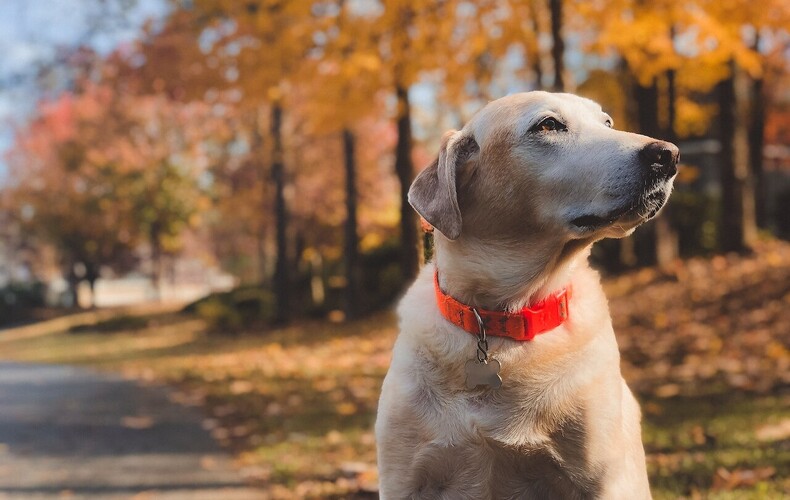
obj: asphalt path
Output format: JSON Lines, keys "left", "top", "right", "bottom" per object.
{"left": 0, "top": 362, "right": 263, "bottom": 499}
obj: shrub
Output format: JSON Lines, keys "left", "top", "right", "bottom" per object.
{"left": 186, "top": 286, "right": 275, "bottom": 334}
{"left": 69, "top": 315, "right": 149, "bottom": 334}
{"left": 0, "top": 281, "right": 47, "bottom": 327}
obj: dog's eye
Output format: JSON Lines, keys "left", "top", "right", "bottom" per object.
{"left": 531, "top": 117, "right": 566, "bottom": 133}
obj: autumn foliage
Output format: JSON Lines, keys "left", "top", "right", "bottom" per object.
{"left": 2, "top": 0, "right": 789, "bottom": 317}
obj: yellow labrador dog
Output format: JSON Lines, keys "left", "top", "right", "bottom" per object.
{"left": 376, "top": 92, "right": 679, "bottom": 499}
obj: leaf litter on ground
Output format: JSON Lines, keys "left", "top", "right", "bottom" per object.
{"left": 1, "top": 240, "right": 789, "bottom": 498}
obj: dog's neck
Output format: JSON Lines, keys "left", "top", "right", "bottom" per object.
{"left": 434, "top": 235, "right": 593, "bottom": 312}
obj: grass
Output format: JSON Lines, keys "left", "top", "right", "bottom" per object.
{"left": 643, "top": 393, "right": 790, "bottom": 499}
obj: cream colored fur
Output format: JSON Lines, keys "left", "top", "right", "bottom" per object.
{"left": 376, "top": 92, "right": 679, "bottom": 499}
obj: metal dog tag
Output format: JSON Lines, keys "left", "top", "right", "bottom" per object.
{"left": 465, "top": 308, "right": 502, "bottom": 389}
{"left": 465, "top": 358, "right": 502, "bottom": 389}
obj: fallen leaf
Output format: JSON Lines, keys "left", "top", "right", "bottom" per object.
{"left": 120, "top": 416, "right": 154, "bottom": 429}
{"left": 712, "top": 466, "right": 776, "bottom": 491}
{"left": 755, "top": 419, "right": 790, "bottom": 442}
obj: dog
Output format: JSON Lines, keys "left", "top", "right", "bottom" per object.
{"left": 375, "top": 91, "right": 679, "bottom": 499}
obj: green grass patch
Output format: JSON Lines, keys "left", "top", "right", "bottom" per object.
{"left": 644, "top": 393, "right": 790, "bottom": 499}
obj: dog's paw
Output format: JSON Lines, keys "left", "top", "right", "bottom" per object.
{"left": 465, "top": 359, "right": 502, "bottom": 389}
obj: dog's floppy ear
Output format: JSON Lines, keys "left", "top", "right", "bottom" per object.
{"left": 408, "top": 129, "right": 479, "bottom": 240}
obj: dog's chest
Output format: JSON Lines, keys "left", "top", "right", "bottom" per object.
{"left": 409, "top": 419, "right": 601, "bottom": 499}
{"left": 405, "top": 362, "right": 602, "bottom": 497}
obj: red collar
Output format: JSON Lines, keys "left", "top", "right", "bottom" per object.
{"left": 434, "top": 272, "right": 571, "bottom": 341}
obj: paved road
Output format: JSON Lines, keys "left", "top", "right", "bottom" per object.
{"left": 0, "top": 363, "right": 263, "bottom": 500}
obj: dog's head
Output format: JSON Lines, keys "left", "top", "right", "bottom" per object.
{"left": 409, "top": 91, "right": 679, "bottom": 243}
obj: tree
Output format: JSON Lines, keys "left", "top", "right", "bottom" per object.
{"left": 7, "top": 86, "right": 139, "bottom": 306}
{"left": 176, "top": 0, "right": 321, "bottom": 322}
{"left": 698, "top": 0, "right": 790, "bottom": 250}
{"left": 123, "top": 95, "right": 210, "bottom": 294}
{"left": 361, "top": 1, "right": 465, "bottom": 278}
{"left": 342, "top": 128, "right": 360, "bottom": 318}
{"left": 657, "top": 30, "right": 681, "bottom": 267}
{"left": 749, "top": 35, "right": 767, "bottom": 228}
{"left": 313, "top": 2, "right": 380, "bottom": 319}
{"left": 717, "top": 61, "right": 757, "bottom": 252}
{"left": 549, "top": 0, "right": 565, "bottom": 90}
{"left": 288, "top": 0, "right": 398, "bottom": 318}
{"left": 102, "top": 7, "right": 261, "bottom": 284}
{"left": 6, "top": 78, "right": 209, "bottom": 307}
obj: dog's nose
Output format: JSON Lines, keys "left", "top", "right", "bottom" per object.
{"left": 639, "top": 141, "right": 680, "bottom": 177}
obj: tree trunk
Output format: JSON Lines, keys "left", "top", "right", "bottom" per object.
{"left": 748, "top": 37, "right": 766, "bottom": 228}
{"left": 632, "top": 77, "right": 660, "bottom": 266}
{"left": 87, "top": 276, "right": 98, "bottom": 309}
{"left": 68, "top": 282, "right": 80, "bottom": 309}
{"left": 342, "top": 128, "right": 359, "bottom": 320}
{"left": 527, "top": 0, "right": 543, "bottom": 89}
{"left": 395, "top": 84, "right": 418, "bottom": 279}
{"left": 717, "top": 60, "right": 757, "bottom": 252}
{"left": 655, "top": 66, "right": 680, "bottom": 268}
{"left": 253, "top": 107, "right": 268, "bottom": 285}
{"left": 635, "top": 78, "right": 659, "bottom": 137}
{"left": 549, "top": 0, "right": 564, "bottom": 91}
{"left": 271, "top": 103, "right": 290, "bottom": 323}
{"left": 666, "top": 75, "right": 677, "bottom": 140}
{"left": 149, "top": 223, "right": 162, "bottom": 302}
{"left": 309, "top": 252, "right": 325, "bottom": 307}
{"left": 66, "top": 264, "right": 80, "bottom": 309}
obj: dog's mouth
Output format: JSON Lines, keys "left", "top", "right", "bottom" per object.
{"left": 570, "top": 207, "right": 635, "bottom": 231}
{"left": 570, "top": 186, "right": 670, "bottom": 232}
{"left": 570, "top": 211, "right": 625, "bottom": 230}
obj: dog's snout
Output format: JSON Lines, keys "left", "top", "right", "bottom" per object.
{"left": 639, "top": 141, "right": 679, "bottom": 177}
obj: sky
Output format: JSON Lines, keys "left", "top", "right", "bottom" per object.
{"left": 0, "top": 0, "right": 169, "bottom": 179}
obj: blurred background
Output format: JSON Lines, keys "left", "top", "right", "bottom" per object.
{"left": 0, "top": 0, "right": 789, "bottom": 499}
